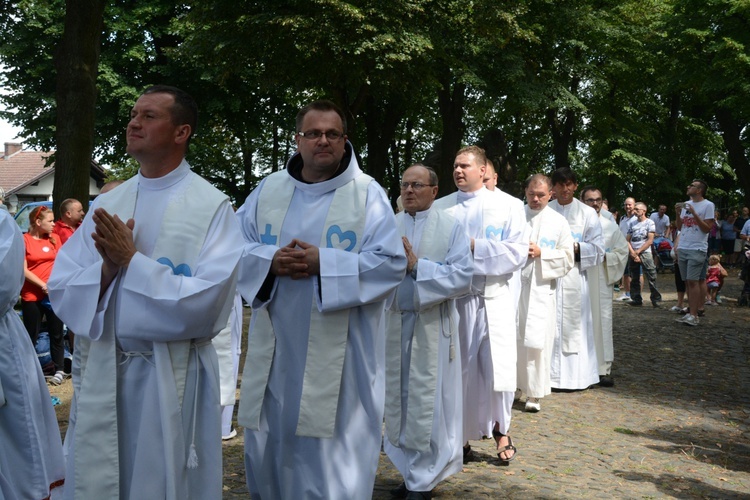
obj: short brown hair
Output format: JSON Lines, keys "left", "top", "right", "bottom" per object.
{"left": 296, "top": 100, "right": 347, "bottom": 134}
{"left": 455, "top": 145, "right": 487, "bottom": 166}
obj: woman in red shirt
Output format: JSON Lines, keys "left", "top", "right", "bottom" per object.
{"left": 22, "top": 205, "right": 66, "bottom": 385}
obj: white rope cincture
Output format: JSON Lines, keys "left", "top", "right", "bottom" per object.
{"left": 187, "top": 347, "right": 201, "bottom": 469}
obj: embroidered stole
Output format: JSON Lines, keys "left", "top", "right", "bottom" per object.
{"left": 74, "top": 172, "right": 226, "bottom": 499}
{"left": 239, "top": 171, "right": 371, "bottom": 438}
{"left": 385, "top": 210, "right": 454, "bottom": 451}
{"left": 554, "top": 201, "right": 585, "bottom": 354}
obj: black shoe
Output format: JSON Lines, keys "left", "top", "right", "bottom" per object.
{"left": 406, "top": 491, "right": 432, "bottom": 500}
{"left": 390, "top": 482, "right": 409, "bottom": 498}
{"left": 651, "top": 300, "right": 660, "bottom": 308}
{"left": 598, "top": 375, "right": 614, "bottom": 387}
{"left": 628, "top": 300, "right": 643, "bottom": 306}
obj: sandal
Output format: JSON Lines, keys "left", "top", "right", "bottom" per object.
{"left": 462, "top": 444, "right": 473, "bottom": 464}
{"left": 492, "top": 429, "right": 517, "bottom": 465}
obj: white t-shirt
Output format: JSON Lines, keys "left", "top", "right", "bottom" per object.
{"left": 649, "top": 212, "right": 670, "bottom": 237}
{"left": 677, "top": 198, "right": 715, "bottom": 251}
{"left": 628, "top": 218, "right": 655, "bottom": 253}
{"left": 619, "top": 214, "right": 636, "bottom": 238}
{"left": 741, "top": 219, "right": 750, "bottom": 238}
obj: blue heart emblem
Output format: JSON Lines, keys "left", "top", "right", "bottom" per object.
{"left": 571, "top": 232, "right": 583, "bottom": 243}
{"left": 326, "top": 225, "right": 357, "bottom": 252}
{"left": 157, "top": 257, "right": 193, "bottom": 277}
{"left": 485, "top": 225, "right": 504, "bottom": 241}
{"left": 539, "top": 237, "right": 556, "bottom": 249}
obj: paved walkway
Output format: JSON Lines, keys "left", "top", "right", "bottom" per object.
{"left": 52, "top": 275, "right": 750, "bottom": 498}
{"left": 221, "top": 275, "right": 750, "bottom": 498}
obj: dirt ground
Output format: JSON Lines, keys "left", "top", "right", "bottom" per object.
{"left": 47, "top": 267, "right": 750, "bottom": 498}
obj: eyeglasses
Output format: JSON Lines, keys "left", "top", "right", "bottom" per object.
{"left": 584, "top": 198, "right": 603, "bottom": 204}
{"left": 297, "top": 130, "right": 345, "bottom": 141}
{"left": 400, "top": 182, "right": 434, "bottom": 191}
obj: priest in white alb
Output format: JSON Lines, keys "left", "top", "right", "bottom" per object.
{"left": 433, "top": 146, "right": 528, "bottom": 465}
{"left": 580, "top": 186, "right": 629, "bottom": 387}
{"left": 235, "top": 101, "right": 406, "bottom": 498}
{"left": 0, "top": 206, "right": 65, "bottom": 499}
{"left": 49, "top": 86, "right": 243, "bottom": 499}
{"left": 384, "top": 164, "right": 472, "bottom": 499}
{"left": 548, "top": 167, "right": 605, "bottom": 391}
{"left": 516, "top": 174, "right": 574, "bottom": 413}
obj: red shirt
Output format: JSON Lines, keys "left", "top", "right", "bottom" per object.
{"left": 52, "top": 221, "right": 78, "bottom": 245}
{"left": 22, "top": 233, "right": 59, "bottom": 302}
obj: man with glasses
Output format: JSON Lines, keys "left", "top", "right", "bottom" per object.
{"left": 581, "top": 186, "right": 628, "bottom": 387}
{"left": 384, "top": 164, "right": 472, "bottom": 499}
{"left": 235, "top": 100, "right": 405, "bottom": 498}
{"left": 433, "top": 146, "right": 527, "bottom": 465}
{"left": 626, "top": 202, "right": 662, "bottom": 307}
{"left": 675, "top": 180, "right": 715, "bottom": 326}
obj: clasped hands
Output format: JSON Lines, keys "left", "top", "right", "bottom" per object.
{"left": 528, "top": 241, "right": 541, "bottom": 259}
{"left": 91, "top": 208, "right": 136, "bottom": 281}
{"left": 402, "top": 236, "right": 417, "bottom": 274}
{"left": 271, "top": 239, "right": 320, "bottom": 279}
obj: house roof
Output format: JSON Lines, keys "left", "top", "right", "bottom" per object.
{"left": 0, "top": 144, "right": 106, "bottom": 195}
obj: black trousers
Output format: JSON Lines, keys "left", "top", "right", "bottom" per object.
{"left": 21, "top": 299, "right": 65, "bottom": 372}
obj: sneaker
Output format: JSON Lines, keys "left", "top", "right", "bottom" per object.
{"left": 670, "top": 305, "right": 683, "bottom": 312}
{"left": 514, "top": 389, "right": 524, "bottom": 402}
{"left": 682, "top": 314, "right": 699, "bottom": 326}
{"left": 704, "top": 299, "right": 713, "bottom": 305}
{"left": 617, "top": 293, "right": 631, "bottom": 301}
{"left": 707, "top": 301, "right": 718, "bottom": 306}
{"left": 716, "top": 295, "right": 722, "bottom": 304}
{"left": 222, "top": 429, "right": 237, "bottom": 440}
{"left": 49, "top": 371, "right": 64, "bottom": 386}
{"left": 525, "top": 398, "right": 541, "bottom": 412}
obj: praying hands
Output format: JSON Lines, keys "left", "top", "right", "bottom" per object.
{"left": 91, "top": 207, "right": 136, "bottom": 290}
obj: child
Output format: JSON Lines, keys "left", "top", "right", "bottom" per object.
{"left": 705, "top": 254, "right": 728, "bottom": 306}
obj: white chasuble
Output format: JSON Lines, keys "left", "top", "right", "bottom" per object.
{"left": 549, "top": 199, "right": 605, "bottom": 354}
{"left": 235, "top": 150, "right": 406, "bottom": 500}
{"left": 384, "top": 208, "right": 471, "bottom": 451}
{"left": 239, "top": 170, "right": 369, "bottom": 439}
{"left": 588, "top": 213, "right": 629, "bottom": 370}
{"left": 383, "top": 207, "right": 472, "bottom": 491}
{"left": 519, "top": 206, "right": 574, "bottom": 350}
{"left": 0, "top": 210, "right": 65, "bottom": 500}
{"left": 49, "top": 162, "right": 242, "bottom": 500}
{"left": 434, "top": 189, "right": 528, "bottom": 393}
{"left": 548, "top": 198, "right": 604, "bottom": 390}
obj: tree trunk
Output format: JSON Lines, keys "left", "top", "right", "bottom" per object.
{"left": 715, "top": 108, "right": 750, "bottom": 207}
{"left": 436, "top": 71, "right": 465, "bottom": 198}
{"left": 363, "top": 95, "right": 402, "bottom": 199}
{"left": 53, "top": 0, "right": 106, "bottom": 216}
